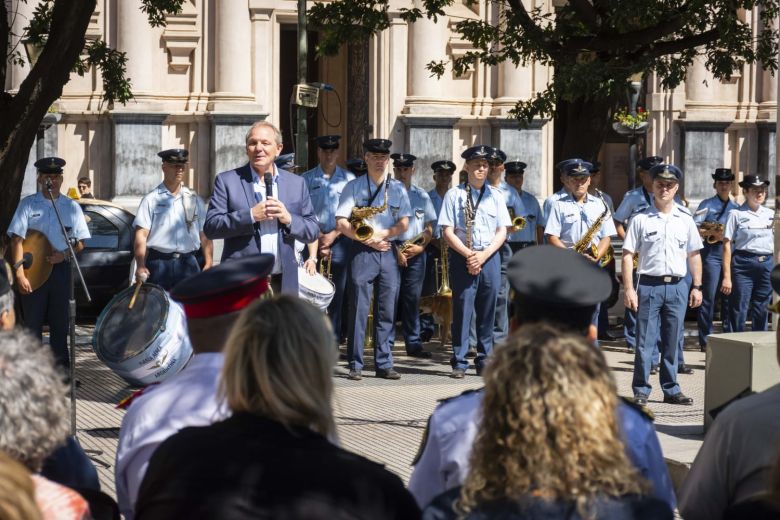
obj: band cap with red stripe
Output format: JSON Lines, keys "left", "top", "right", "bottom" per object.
{"left": 170, "top": 254, "right": 274, "bottom": 319}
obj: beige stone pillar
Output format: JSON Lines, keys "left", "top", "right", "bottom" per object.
{"left": 6, "top": 0, "right": 37, "bottom": 91}
{"left": 117, "top": 0, "right": 156, "bottom": 92}
{"left": 214, "top": 1, "right": 252, "bottom": 95}
{"left": 685, "top": 56, "right": 715, "bottom": 103}
{"left": 407, "top": 0, "right": 449, "bottom": 104}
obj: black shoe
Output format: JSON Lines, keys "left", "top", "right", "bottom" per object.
{"left": 634, "top": 394, "right": 649, "bottom": 406}
{"left": 465, "top": 348, "right": 477, "bottom": 359}
{"left": 347, "top": 369, "right": 362, "bottom": 381}
{"left": 419, "top": 330, "right": 433, "bottom": 343}
{"left": 650, "top": 364, "right": 659, "bottom": 375}
{"left": 700, "top": 345, "right": 707, "bottom": 353}
{"left": 407, "top": 349, "right": 432, "bottom": 359}
{"left": 598, "top": 331, "right": 625, "bottom": 341}
{"left": 664, "top": 393, "right": 694, "bottom": 405}
{"left": 375, "top": 368, "right": 401, "bottom": 380}
{"left": 450, "top": 368, "right": 466, "bottom": 379}
{"left": 678, "top": 364, "right": 694, "bottom": 375}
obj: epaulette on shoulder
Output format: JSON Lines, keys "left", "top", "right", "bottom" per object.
{"left": 677, "top": 204, "right": 692, "bottom": 216}
{"left": 436, "top": 387, "right": 483, "bottom": 407}
{"left": 116, "top": 382, "right": 160, "bottom": 410}
{"left": 620, "top": 396, "right": 654, "bottom": 421}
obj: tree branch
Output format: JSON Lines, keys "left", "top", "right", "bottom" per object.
{"left": 644, "top": 28, "right": 720, "bottom": 59}
{"left": 569, "top": 0, "right": 600, "bottom": 31}
{"left": 504, "top": 0, "right": 560, "bottom": 57}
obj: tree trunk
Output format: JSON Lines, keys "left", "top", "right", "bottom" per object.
{"left": 346, "top": 39, "right": 369, "bottom": 159}
{"left": 0, "top": 0, "right": 96, "bottom": 252}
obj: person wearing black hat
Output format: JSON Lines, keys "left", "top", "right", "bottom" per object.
{"left": 302, "top": 135, "right": 355, "bottom": 338}
{"left": 392, "top": 153, "right": 436, "bottom": 358}
{"left": 720, "top": 174, "right": 773, "bottom": 333}
{"left": 133, "top": 149, "right": 213, "bottom": 291}
{"left": 274, "top": 152, "right": 296, "bottom": 171}
{"left": 623, "top": 164, "right": 703, "bottom": 407}
{"left": 115, "top": 254, "right": 275, "bottom": 519}
{"left": 408, "top": 245, "right": 676, "bottom": 512}
{"left": 692, "top": 168, "right": 739, "bottom": 350}
{"left": 504, "top": 161, "right": 543, "bottom": 251}
{"left": 204, "top": 121, "right": 319, "bottom": 295}
{"left": 335, "top": 138, "right": 412, "bottom": 380}
{"left": 438, "top": 145, "right": 511, "bottom": 378}
{"left": 7, "top": 157, "right": 91, "bottom": 369}
{"left": 346, "top": 158, "right": 368, "bottom": 176}
{"left": 540, "top": 158, "right": 576, "bottom": 229}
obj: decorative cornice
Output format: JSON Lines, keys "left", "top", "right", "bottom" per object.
{"left": 162, "top": 1, "right": 200, "bottom": 72}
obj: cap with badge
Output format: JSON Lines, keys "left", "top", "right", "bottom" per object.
{"left": 649, "top": 163, "right": 682, "bottom": 182}
{"left": 488, "top": 148, "right": 507, "bottom": 164}
{"left": 157, "top": 149, "right": 189, "bottom": 164}
{"left": 34, "top": 157, "right": 66, "bottom": 175}
{"left": 170, "top": 254, "right": 275, "bottom": 320}
{"left": 461, "top": 145, "right": 494, "bottom": 161}
{"left": 431, "top": 160, "right": 456, "bottom": 173}
{"left": 563, "top": 159, "right": 593, "bottom": 177}
{"left": 391, "top": 153, "right": 416, "bottom": 168}
{"left": 712, "top": 168, "right": 735, "bottom": 181}
{"left": 315, "top": 135, "right": 340, "bottom": 150}
{"left": 507, "top": 245, "right": 611, "bottom": 309}
{"left": 738, "top": 174, "right": 770, "bottom": 189}
{"left": 555, "top": 158, "right": 581, "bottom": 174}
{"left": 274, "top": 153, "right": 295, "bottom": 171}
{"left": 637, "top": 155, "right": 663, "bottom": 171}
{"left": 346, "top": 158, "right": 367, "bottom": 175}
{"left": 504, "top": 161, "right": 527, "bottom": 175}
{"left": 363, "top": 138, "right": 392, "bottom": 154}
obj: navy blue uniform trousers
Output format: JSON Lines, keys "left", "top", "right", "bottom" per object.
{"left": 21, "top": 262, "right": 70, "bottom": 369}
{"left": 728, "top": 251, "right": 773, "bottom": 332}
{"left": 397, "top": 251, "right": 427, "bottom": 354}
{"left": 697, "top": 242, "right": 730, "bottom": 346}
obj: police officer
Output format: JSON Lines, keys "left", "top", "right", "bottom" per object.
{"left": 623, "top": 164, "right": 703, "bottom": 407}
{"left": 134, "top": 149, "right": 213, "bottom": 291}
{"left": 504, "top": 161, "right": 543, "bottom": 251}
{"left": 694, "top": 168, "right": 739, "bottom": 349}
{"left": 8, "top": 157, "right": 91, "bottom": 368}
{"left": 336, "top": 139, "right": 411, "bottom": 381}
{"left": 438, "top": 145, "right": 510, "bottom": 378}
{"left": 302, "top": 135, "right": 355, "bottom": 337}
{"left": 721, "top": 175, "right": 774, "bottom": 332}
{"left": 408, "top": 245, "right": 677, "bottom": 511}
{"left": 392, "top": 153, "right": 437, "bottom": 358}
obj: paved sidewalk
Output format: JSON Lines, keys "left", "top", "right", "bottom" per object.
{"left": 72, "top": 324, "right": 707, "bottom": 499}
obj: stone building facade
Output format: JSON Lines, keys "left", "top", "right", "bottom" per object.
{"left": 5, "top": 0, "right": 777, "bottom": 210}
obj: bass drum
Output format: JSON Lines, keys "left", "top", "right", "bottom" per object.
{"left": 298, "top": 267, "right": 335, "bottom": 312}
{"left": 92, "top": 283, "right": 192, "bottom": 387}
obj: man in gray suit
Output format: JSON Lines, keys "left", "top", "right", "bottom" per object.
{"left": 204, "top": 121, "right": 319, "bottom": 294}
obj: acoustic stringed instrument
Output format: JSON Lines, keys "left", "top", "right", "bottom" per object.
{"left": 20, "top": 230, "right": 54, "bottom": 291}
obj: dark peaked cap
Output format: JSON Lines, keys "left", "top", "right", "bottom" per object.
{"left": 507, "top": 245, "right": 611, "bottom": 308}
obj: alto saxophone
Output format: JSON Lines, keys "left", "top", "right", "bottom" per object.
{"left": 699, "top": 222, "right": 724, "bottom": 244}
{"left": 349, "top": 175, "right": 390, "bottom": 241}
{"left": 573, "top": 189, "right": 611, "bottom": 265}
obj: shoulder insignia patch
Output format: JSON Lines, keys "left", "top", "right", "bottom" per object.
{"left": 116, "top": 382, "right": 160, "bottom": 410}
{"left": 620, "top": 396, "right": 654, "bottom": 421}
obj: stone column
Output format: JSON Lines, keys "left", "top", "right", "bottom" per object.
{"left": 214, "top": 1, "right": 252, "bottom": 98}
{"left": 7, "top": 0, "right": 36, "bottom": 91}
{"left": 117, "top": 0, "right": 156, "bottom": 93}
{"left": 406, "top": 0, "right": 450, "bottom": 112}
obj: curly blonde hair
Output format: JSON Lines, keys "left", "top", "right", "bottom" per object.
{"left": 458, "top": 323, "right": 648, "bottom": 517}
{"left": 0, "top": 450, "right": 41, "bottom": 520}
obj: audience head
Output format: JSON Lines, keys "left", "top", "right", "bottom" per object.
{"left": 459, "top": 324, "right": 646, "bottom": 515}
{"left": 0, "top": 451, "right": 41, "bottom": 520}
{"left": 0, "top": 330, "right": 68, "bottom": 472}
{"left": 221, "top": 295, "right": 337, "bottom": 439}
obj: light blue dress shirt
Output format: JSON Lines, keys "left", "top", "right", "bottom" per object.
{"left": 437, "top": 183, "right": 512, "bottom": 251}
{"left": 335, "top": 175, "right": 412, "bottom": 232}
{"left": 428, "top": 189, "right": 446, "bottom": 238}
{"left": 508, "top": 190, "right": 543, "bottom": 243}
{"left": 541, "top": 188, "right": 568, "bottom": 227}
{"left": 693, "top": 195, "right": 739, "bottom": 227}
{"left": 724, "top": 203, "right": 774, "bottom": 254}
{"left": 250, "top": 166, "right": 281, "bottom": 274}
{"left": 399, "top": 185, "right": 437, "bottom": 242}
{"left": 133, "top": 184, "right": 206, "bottom": 253}
{"left": 302, "top": 165, "right": 355, "bottom": 233}
{"left": 623, "top": 205, "right": 703, "bottom": 277}
{"left": 544, "top": 193, "right": 617, "bottom": 249}
{"left": 8, "top": 193, "right": 91, "bottom": 251}
{"left": 615, "top": 187, "right": 653, "bottom": 225}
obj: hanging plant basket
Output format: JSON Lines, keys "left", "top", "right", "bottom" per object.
{"left": 612, "top": 121, "right": 650, "bottom": 135}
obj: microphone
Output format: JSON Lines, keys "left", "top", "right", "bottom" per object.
{"left": 264, "top": 172, "right": 273, "bottom": 199}
{"left": 13, "top": 252, "right": 33, "bottom": 270}
{"left": 45, "top": 178, "right": 53, "bottom": 190}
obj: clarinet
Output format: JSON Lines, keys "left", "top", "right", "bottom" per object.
{"left": 465, "top": 184, "right": 475, "bottom": 251}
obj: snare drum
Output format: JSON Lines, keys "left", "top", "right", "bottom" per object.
{"left": 298, "top": 267, "right": 335, "bottom": 311}
{"left": 93, "top": 283, "right": 193, "bottom": 387}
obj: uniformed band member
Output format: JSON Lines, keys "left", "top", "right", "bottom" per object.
{"left": 116, "top": 254, "right": 275, "bottom": 519}
{"left": 336, "top": 138, "right": 411, "bottom": 381}
{"left": 408, "top": 245, "right": 676, "bottom": 511}
{"left": 503, "top": 161, "right": 543, "bottom": 251}
{"left": 438, "top": 145, "right": 510, "bottom": 378}
{"left": 540, "top": 158, "right": 574, "bottom": 228}
{"left": 721, "top": 174, "right": 774, "bottom": 332}
{"left": 346, "top": 158, "right": 368, "bottom": 176}
{"left": 392, "top": 153, "right": 436, "bottom": 358}
{"left": 134, "top": 149, "right": 213, "bottom": 291}
{"left": 623, "top": 164, "right": 703, "bottom": 407}
{"left": 302, "top": 135, "right": 355, "bottom": 337}
{"left": 7, "top": 157, "right": 90, "bottom": 369}
{"left": 694, "top": 168, "right": 738, "bottom": 349}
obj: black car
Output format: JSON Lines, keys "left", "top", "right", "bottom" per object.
{"left": 76, "top": 199, "right": 136, "bottom": 318}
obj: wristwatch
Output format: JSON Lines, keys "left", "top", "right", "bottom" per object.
{"left": 692, "top": 285, "right": 703, "bottom": 290}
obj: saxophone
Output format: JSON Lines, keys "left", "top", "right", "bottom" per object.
{"left": 464, "top": 184, "right": 475, "bottom": 251}
{"left": 349, "top": 175, "right": 390, "bottom": 241}
{"left": 573, "top": 189, "right": 611, "bottom": 265}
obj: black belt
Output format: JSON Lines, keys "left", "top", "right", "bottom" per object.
{"left": 640, "top": 275, "right": 682, "bottom": 284}
{"left": 510, "top": 241, "right": 535, "bottom": 248}
{"left": 735, "top": 250, "right": 772, "bottom": 262}
{"left": 147, "top": 249, "right": 196, "bottom": 260}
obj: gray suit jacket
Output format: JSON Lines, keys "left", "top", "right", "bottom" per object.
{"left": 204, "top": 163, "right": 319, "bottom": 294}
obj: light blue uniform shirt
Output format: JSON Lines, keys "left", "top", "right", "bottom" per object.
{"left": 438, "top": 183, "right": 512, "bottom": 251}
{"left": 399, "top": 185, "right": 437, "bottom": 242}
{"left": 541, "top": 188, "right": 568, "bottom": 227}
{"left": 302, "top": 165, "right": 354, "bottom": 233}
{"left": 8, "top": 193, "right": 90, "bottom": 251}
{"left": 724, "top": 203, "right": 774, "bottom": 254}
{"left": 133, "top": 184, "right": 206, "bottom": 254}
{"left": 693, "top": 195, "right": 738, "bottom": 227}
{"left": 428, "top": 189, "right": 446, "bottom": 238}
{"left": 335, "top": 175, "right": 412, "bottom": 233}
{"left": 545, "top": 193, "right": 617, "bottom": 249}
{"left": 615, "top": 187, "right": 653, "bottom": 224}
{"left": 249, "top": 166, "right": 281, "bottom": 273}
{"left": 624, "top": 205, "right": 703, "bottom": 277}
{"left": 508, "top": 190, "right": 543, "bottom": 243}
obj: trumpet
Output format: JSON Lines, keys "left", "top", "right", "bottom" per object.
{"left": 507, "top": 207, "right": 526, "bottom": 230}
{"left": 699, "top": 222, "right": 724, "bottom": 244}
{"left": 399, "top": 231, "right": 427, "bottom": 254}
